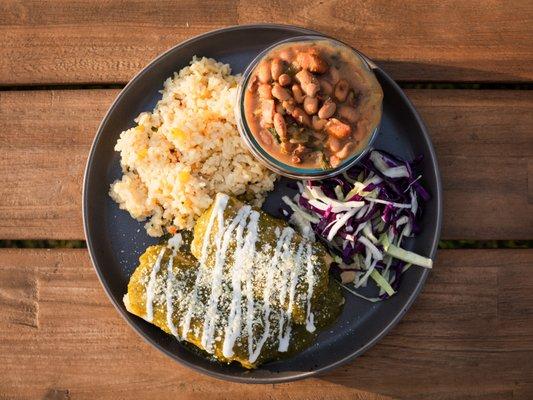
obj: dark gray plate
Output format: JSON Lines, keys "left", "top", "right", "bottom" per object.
{"left": 83, "top": 24, "right": 442, "bottom": 383}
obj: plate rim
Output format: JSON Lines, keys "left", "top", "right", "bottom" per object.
{"left": 83, "top": 23, "right": 443, "bottom": 384}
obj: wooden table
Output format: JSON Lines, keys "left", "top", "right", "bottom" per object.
{"left": 1, "top": 2, "right": 532, "bottom": 399}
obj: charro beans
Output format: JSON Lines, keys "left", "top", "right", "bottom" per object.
{"left": 243, "top": 39, "right": 383, "bottom": 168}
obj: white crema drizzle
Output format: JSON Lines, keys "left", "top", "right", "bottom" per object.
{"left": 165, "top": 233, "right": 182, "bottom": 338}
{"left": 278, "top": 240, "right": 306, "bottom": 351}
{"left": 248, "top": 227, "right": 294, "bottom": 363}
{"left": 304, "top": 243, "right": 316, "bottom": 333}
{"left": 180, "top": 194, "right": 229, "bottom": 339}
{"left": 152, "top": 193, "right": 319, "bottom": 363}
{"left": 201, "top": 205, "right": 252, "bottom": 352}
{"left": 145, "top": 247, "right": 166, "bottom": 322}
{"left": 222, "top": 210, "right": 259, "bottom": 358}
{"left": 244, "top": 212, "right": 262, "bottom": 359}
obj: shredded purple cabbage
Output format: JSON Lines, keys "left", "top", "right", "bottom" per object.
{"left": 283, "top": 150, "right": 431, "bottom": 301}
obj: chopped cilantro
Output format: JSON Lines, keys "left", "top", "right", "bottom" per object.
{"left": 318, "top": 152, "right": 330, "bottom": 170}
{"left": 285, "top": 64, "right": 298, "bottom": 77}
{"left": 268, "top": 127, "right": 281, "bottom": 143}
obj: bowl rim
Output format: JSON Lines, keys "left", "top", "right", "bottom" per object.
{"left": 83, "top": 23, "right": 443, "bottom": 384}
{"left": 234, "top": 34, "right": 383, "bottom": 180}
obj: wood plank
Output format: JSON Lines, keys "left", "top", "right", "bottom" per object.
{"left": 1, "top": 89, "right": 531, "bottom": 240}
{"left": 405, "top": 90, "right": 533, "bottom": 239}
{"left": 0, "top": 248, "right": 531, "bottom": 399}
{"left": 0, "top": 0, "right": 532, "bottom": 84}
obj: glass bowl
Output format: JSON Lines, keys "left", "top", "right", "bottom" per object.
{"left": 235, "top": 35, "right": 383, "bottom": 180}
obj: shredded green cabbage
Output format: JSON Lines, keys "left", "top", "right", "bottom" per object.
{"left": 370, "top": 269, "right": 396, "bottom": 296}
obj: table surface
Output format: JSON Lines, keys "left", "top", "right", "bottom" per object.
{"left": 1, "top": 1, "right": 532, "bottom": 399}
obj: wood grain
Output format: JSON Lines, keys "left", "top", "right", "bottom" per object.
{"left": 0, "top": 89, "right": 531, "bottom": 240}
{"left": 0, "top": 248, "right": 531, "bottom": 399}
{"left": 0, "top": 0, "right": 532, "bottom": 85}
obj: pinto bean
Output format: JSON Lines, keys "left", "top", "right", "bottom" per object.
{"left": 312, "top": 115, "right": 327, "bottom": 131}
{"left": 257, "top": 60, "right": 272, "bottom": 83}
{"left": 260, "top": 99, "right": 275, "bottom": 126}
{"left": 301, "top": 82, "right": 319, "bottom": 97}
{"left": 295, "top": 69, "right": 319, "bottom": 97}
{"left": 271, "top": 84, "right": 292, "bottom": 101}
{"left": 335, "top": 142, "right": 355, "bottom": 159}
{"left": 334, "top": 79, "right": 350, "bottom": 102}
{"left": 303, "top": 96, "right": 319, "bottom": 115}
{"left": 257, "top": 83, "right": 272, "bottom": 99}
{"left": 281, "top": 100, "right": 296, "bottom": 114}
{"left": 271, "top": 58, "right": 285, "bottom": 80}
{"left": 278, "top": 73, "right": 291, "bottom": 87}
{"left": 291, "top": 107, "right": 312, "bottom": 127}
{"left": 329, "top": 155, "right": 341, "bottom": 168}
{"left": 337, "top": 105, "right": 358, "bottom": 123}
{"left": 275, "top": 102, "right": 284, "bottom": 115}
{"left": 325, "top": 118, "right": 352, "bottom": 139}
{"left": 328, "top": 137, "right": 342, "bottom": 152}
{"left": 291, "top": 84, "right": 305, "bottom": 103}
{"left": 259, "top": 129, "right": 274, "bottom": 146}
{"left": 273, "top": 112, "right": 287, "bottom": 139}
{"left": 295, "top": 69, "right": 314, "bottom": 86}
{"left": 318, "top": 98, "right": 337, "bottom": 119}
